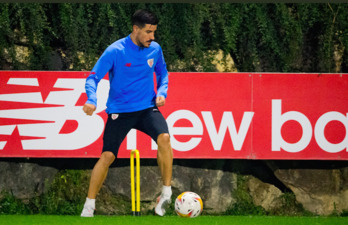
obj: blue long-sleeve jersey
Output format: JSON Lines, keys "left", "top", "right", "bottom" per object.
{"left": 85, "top": 34, "right": 169, "bottom": 113}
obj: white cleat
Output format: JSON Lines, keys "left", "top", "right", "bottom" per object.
{"left": 155, "top": 195, "right": 171, "bottom": 216}
{"left": 81, "top": 205, "right": 95, "bottom": 217}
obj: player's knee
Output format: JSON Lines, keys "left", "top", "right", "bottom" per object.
{"left": 157, "top": 133, "right": 171, "bottom": 147}
{"left": 100, "top": 151, "right": 116, "bottom": 166}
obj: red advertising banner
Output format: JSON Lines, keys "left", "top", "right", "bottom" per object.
{"left": 0, "top": 71, "right": 347, "bottom": 160}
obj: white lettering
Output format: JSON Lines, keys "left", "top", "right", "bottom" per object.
{"left": 166, "top": 110, "right": 203, "bottom": 151}
{"left": 272, "top": 100, "right": 312, "bottom": 152}
{"left": 202, "top": 111, "right": 254, "bottom": 151}
{"left": 314, "top": 112, "right": 348, "bottom": 153}
{"left": 126, "top": 129, "right": 137, "bottom": 150}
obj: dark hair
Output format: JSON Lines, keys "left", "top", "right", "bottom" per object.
{"left": 131, "top": 9, "right": 158, "bottom": 28}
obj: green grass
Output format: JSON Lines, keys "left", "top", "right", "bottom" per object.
{"left": 0, "top": 215, "right": 347, "bottom": 225}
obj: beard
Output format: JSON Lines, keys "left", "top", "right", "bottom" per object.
{"left": 137, "top": 40, "right": 153, "bottom": 49}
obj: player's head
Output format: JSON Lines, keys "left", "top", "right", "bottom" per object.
{"left": 132, "top": 9, "right": 158, "bottom": 28}
{"left": 131, "top": 9, "right": 158, "bottom": 48}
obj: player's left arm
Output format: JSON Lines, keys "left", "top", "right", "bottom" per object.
{"left": 155, "top": 46, "right": 169, "bottom": 107}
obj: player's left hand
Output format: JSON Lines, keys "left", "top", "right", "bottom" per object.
{"left": 156, "top": 96, "right": 165, "bottom": 107}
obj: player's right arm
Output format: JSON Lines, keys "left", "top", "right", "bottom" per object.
{"left": 84, "top": 47, "right": 114, "bottom": 116}
{"left": 83, "top": 103, "right": 96, "bottom": 116}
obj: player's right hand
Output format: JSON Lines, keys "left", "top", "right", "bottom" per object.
{"left": 83, "top": 103, "right": 96, "bottom": 116}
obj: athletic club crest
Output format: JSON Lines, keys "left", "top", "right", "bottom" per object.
{"left": 147, "top": 58, "right": 154, "bottom": 68}
{"left": 111, "top": 114, "right": 119, "bottom": 120}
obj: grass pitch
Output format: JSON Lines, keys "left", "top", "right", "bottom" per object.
{"left": 0, "top": 215, "right": 347, "bottom": 225}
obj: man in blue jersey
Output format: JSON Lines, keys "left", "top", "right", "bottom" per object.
{"left": 81, "top": 9, "right": 173, "bottom": 217}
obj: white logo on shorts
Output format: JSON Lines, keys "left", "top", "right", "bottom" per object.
{"left": 111, "top": 114, "right": 119, "bottom": 120}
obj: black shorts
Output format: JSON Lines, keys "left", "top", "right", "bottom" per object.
{"left": 102, "top": 107, "right": 169, "bottom": 156}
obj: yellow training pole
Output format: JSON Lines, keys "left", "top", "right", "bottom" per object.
{"left": 130, "top": 150, "right": 135, "bottom": 215}
{"left": 136, "top": 150, "right": 140, "bottom": 215}
{"left": 130, "top": 149, "right": 140, "bottom": 216}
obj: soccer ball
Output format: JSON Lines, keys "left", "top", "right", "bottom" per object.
{"left": 174, "top": 192, "right": 203, "bottom": 218}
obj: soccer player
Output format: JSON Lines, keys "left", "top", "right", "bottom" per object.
{"left": 80, "top": 9, "right": 173, "bottom": 217}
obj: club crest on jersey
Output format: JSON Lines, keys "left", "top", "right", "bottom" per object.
{"left": 147, "top": 58, "right": 154, "bottom": 68}
{"left": 111, "top": 114, "right": 119, "bottom": 120}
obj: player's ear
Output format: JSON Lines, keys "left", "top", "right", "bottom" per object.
{"left": 133, "top": 24, "right": 139, "bottom": 33}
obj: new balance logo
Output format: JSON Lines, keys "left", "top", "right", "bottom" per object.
{"left": 0, "top": 75, "right": 110, "bottom": 153}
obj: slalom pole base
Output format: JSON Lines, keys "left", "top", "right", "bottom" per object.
{"left": 132, "top": 211, "right": 141, "bottom": 216}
